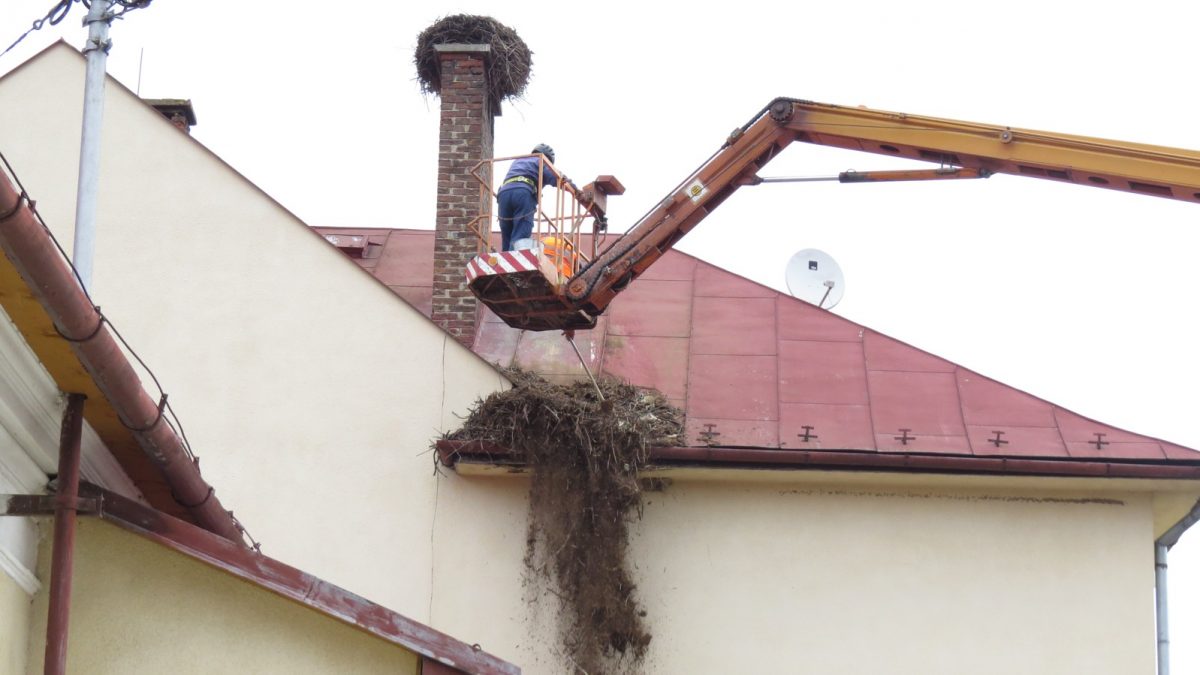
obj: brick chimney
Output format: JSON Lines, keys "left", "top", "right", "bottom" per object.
{"left": 432, "top": 44, "right": 497, "bottom": 348}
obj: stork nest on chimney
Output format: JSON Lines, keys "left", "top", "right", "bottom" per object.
{"left": 443, "top": 367, "right": 684, "bottom": 674}
{"left": 414, "top": 15, "right": 532, "bottom": 103}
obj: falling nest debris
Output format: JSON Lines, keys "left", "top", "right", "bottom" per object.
{"left": 444, "top": 367, "right": 684, "bottom": 674}
{"left": 414, "top": 15, "right": 532, "bottom": 103}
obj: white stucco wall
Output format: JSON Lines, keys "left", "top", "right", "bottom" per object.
{"left": 433, "top": 470, "right": 1161, "bottom": 674}
{"left": 24, "top": 519, "right": 420, "bottom": 674}
{"left": 0, "top": 45, "right": 506, "bottom": 623}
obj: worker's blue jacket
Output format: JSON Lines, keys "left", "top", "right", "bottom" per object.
{"left": 498, "top": 156, "right": 558, "bottom": 195}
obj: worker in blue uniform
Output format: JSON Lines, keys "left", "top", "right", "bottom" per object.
{"left": 497, "top": 144, "right": 575, "bottom": 251}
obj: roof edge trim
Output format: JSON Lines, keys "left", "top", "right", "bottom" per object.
{"left": 53, "top": 483, "right": 520, "bottom": 675}
{"left": 436, "top": 440, "right": 1200, "bottom": 481}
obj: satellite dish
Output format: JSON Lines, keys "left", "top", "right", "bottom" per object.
{"left": 785, "top": 249, "right": 845, "bottom": 309}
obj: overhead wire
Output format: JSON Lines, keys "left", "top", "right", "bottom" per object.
{"left": 1, "top": 0, "right": 189, "bottom": 462}
{"left": 0, "top": 152, "right": 173, "bottom": 425}
{"left": 1, "top": 0, "right": 77, "bottom": 61}
{"left": 1, "top": 0, "right": 153, "bottom": 63}
{"left": 0, "top": 150, "right": 175, "bottom": 434}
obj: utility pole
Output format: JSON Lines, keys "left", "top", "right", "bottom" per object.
{"left": 72, "top": 0, "right": 113, "bottom": 291}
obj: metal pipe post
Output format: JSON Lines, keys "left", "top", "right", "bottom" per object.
{"left": 71, "top": 0, "right": 113, "bottom": 291}
{"left": 45, "top": 393, "right": 86, "bottom": 675}
{"left": 1154, "top": 499, "right": 1200, "bottom": 675}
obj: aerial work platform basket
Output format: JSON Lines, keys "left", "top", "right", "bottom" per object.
{"left": 464, "top": 154, "right": 623, "bottom": 331}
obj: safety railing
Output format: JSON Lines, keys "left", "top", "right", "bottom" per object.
{"left": 468, "top": 155, "right": 602, "bottom": 287}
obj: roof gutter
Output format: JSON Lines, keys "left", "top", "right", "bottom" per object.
{"left": 0, "top": 171, "right": 244, "bottom": 544}
{"left": 437, "top": 440, "right": 1200, "bottom": 481}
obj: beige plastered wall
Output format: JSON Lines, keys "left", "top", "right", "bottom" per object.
{"left": 23, "top": 519, "right": 419, "bottom": 674}
{"left": 0, "top": 45, "right": 506, "bottom": 623}
{"left": 0, "top": 571, "right": 32, "bottom": 675}
{"left": 432, "top": 470, "right": 1163, "bottom": 674}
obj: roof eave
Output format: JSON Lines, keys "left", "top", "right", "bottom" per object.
{"left": 436, "top": 439, "right": 1200, "bottom": 481}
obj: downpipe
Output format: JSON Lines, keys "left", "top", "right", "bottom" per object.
{"left": 1156, "top": 498, "right": 1200, "bottom": 675}
{"left": 45, "top": 393, "right": 86, "bottom": 675}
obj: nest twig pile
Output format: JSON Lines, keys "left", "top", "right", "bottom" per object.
{"left": 414, "top": 15, "right": 532, "bottom": 103}
{"left": 446, "top": 368, "right": 684, "bottom": 674}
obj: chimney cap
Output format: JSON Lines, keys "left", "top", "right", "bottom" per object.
{"left": 143, "top": 98, "right": 197, "bottom": 127}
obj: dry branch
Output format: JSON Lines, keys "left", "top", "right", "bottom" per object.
{"left": 445, "top": 368, "right": 684, "bottom": 673}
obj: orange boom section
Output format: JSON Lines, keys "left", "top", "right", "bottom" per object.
{"left": 469, "top": 98, "right": 1200, "bottom": 331}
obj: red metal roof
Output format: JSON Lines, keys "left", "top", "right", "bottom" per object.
{"left": 317, "top": 227, "right": 1200, "bottom": 465}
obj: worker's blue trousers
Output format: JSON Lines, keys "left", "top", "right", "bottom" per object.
{"left": 498, "top": 187, "right": 536, "bottom": 251}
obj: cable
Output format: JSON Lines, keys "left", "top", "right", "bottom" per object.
{"left": 2, "top": 0, "right": 81, "bottom": 61}
{"left": 229, "top": 511, "right": 261, "bottom": 553}
{"left": 0, "top": 152, "right": 170, "bottom": 410}
{"left": 109, "top": 0, "right": 152, "bottom": 20}
{"left": 119, "top": 393, "right": 167, "bottom": 433}
{"left": 171, "top": 485, "right": 213, "bottom": 509}
{"left": 163, "top": 401, "right": 197, "bottom": 461}
{"left": 0, "top": 191, "right": 28, "bottom": 222}
{"left": 53, "top": 312, "right": 106, "bottom": 342}
{"left": 0, "top": 150, "right": 220, "bottom": 521}
{"left": 1, "top": 0, "right": 153, "bottom": 63}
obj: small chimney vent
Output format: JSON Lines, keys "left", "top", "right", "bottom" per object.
{"left": 143, "top": 98, "right": 197, "bottom": 134}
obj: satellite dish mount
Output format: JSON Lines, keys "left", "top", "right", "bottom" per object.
{"left": 785, "top": 249, "right": 846, "bottom": 309}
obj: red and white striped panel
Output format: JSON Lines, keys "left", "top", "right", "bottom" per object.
{"left": 466, "top": 249, "right": 540, "bottom": 283}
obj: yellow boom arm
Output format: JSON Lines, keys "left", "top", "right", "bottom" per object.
{"left": 565, "top": 98, "right": 1200, "bottom": 316}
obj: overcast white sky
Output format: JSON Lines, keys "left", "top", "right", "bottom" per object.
{"left": 2, "top": 0, "right": 1198, "bottom": 669}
